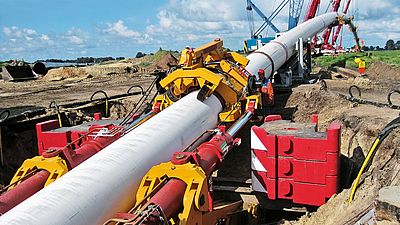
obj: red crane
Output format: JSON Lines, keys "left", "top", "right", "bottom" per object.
{"left": 332, "top": 0, "right": 352, "bottom": 49}
{"left": 322, "top": 0, "right": 342, "bottom": 49}
{"left": 304, "top": 0, "right": 321, "bottom": 22}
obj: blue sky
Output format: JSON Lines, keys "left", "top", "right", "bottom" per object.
{"left": 1, "top": 0, "right": 399, "bottom": 61}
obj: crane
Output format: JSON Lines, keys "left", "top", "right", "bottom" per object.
{"left": 332, "top": 0, "right": 352, "bottom": 49}
{"left": 322, "top": 0, "right": 342, "bottom": 48}
{"left": 245, "top": 0, "right": 304, "bottom": 53}
{"left": 245, "top": 0, "right": 287, "bottom": 52}
{"left": 304, "top": 0, "right": 320, "bottom": 21}
{"left": 288, "top": 0, "right": 305, "bottom": 30}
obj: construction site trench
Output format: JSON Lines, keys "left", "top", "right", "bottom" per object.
{"left": 0, "top": 59, "right": 399, "bottom": 224}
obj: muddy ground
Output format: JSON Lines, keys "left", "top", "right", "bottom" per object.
{"left": 0, "top": 60, "right": 399, "bottom": 224}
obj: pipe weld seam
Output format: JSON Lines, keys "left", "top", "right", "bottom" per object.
{"left": 271, "top": 40, "right": 289, "bottom": 62}
{"left": 252, "top": 51, "right": 275, "bottom": 78}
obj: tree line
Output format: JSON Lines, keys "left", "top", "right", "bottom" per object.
{"left": 43, "top": 56, "right": 125, "bottom": 64}
{"left": 361, "top": 39, "right": 400, "bottom": 51}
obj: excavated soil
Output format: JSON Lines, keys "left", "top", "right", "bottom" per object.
{"left": 154, "top": 53, "right": 178, "bottom": 71}
{"left": 0, "top": 62, "right": 157, "bottom": 185}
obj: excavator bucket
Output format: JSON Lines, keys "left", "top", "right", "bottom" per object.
{"left": 2, "top": 65, "right": 36, "bottom": 81}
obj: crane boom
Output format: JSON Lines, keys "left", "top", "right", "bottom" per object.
{"left": 323, "top": 0, "right": 342, "bottom": 45}
{"left": 332, "top": 0, "right": 352, "bottom": 45}
{"left": 254, "top": 0, "right": 289, "bottom": 37}
{"left": 247, "top": 0, "right": 280, "bottom": 37}
{"left": 304, "top": 0, "right": 320, "bottom": 21}
{"left": 288, "top": 0, "right": 305, "bottom": 30}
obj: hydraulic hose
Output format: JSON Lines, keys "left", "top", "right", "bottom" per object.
{"left": 348, "top": 116, "right": 400, "bottom": 203}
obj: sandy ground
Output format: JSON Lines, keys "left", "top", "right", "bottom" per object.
{"left": 0, "top": 52, "right": 178, "bottom": 116}
{"left": 0, "top": 73, "right": 153, "bottom": 113}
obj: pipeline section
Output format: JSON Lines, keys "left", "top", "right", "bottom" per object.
{"left": 0, "top": 91, "right": 222, "bottom": 225}
{"left": 246, "top": 12, "right": 347, "bottom": 79}
{"left": 0, "top": 125, "right": 122, "bottom": 215}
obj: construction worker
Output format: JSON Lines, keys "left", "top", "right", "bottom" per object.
{"left": 257, "top": 69, "right": 274, "bottom": 114}
{"left": 354, "top": 57, "right": 366, "bottom": 75}
{"left": 179, "top": 46, "right": 194, "bottom": 66}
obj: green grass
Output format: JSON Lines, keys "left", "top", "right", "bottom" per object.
{"left": 144, "top": 50, "right": 169, "bottom": 63}
{"left": 314, "top": 50, "right": 400, "bottom": 69}
{"left": 139, "top": 61, "right": 151, "bottom": 68}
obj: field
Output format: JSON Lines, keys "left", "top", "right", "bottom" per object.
{"left": 314, "top": 50, "right": 400, "bottom": 69}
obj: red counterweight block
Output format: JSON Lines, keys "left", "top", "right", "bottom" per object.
{"left": 36, "top": 115, "right": 123, "bottom": 156}
{"left": 251, "top": 114, "right": 341, "bottom": 206}
{"left": 36, "top": 120, "right": 87, "bottom": 155}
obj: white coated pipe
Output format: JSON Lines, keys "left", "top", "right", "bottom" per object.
{"left": 0, "top": 91, "right": 222, "bottom": 225}
{"left": 246, "top": 12, "right": 345, "bottom": 79}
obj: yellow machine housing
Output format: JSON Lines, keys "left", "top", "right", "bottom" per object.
{"left": 153, "top": 39, "right": 260, "bottom": 122}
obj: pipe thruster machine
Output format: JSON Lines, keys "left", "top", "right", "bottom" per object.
{"left": 0, "top": 12, "right": 350, "bottom": 225}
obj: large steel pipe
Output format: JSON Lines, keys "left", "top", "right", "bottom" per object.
{"left": 0, "top": 91, "right": 222, "bottom": 225}
{"left": 246, "top": 12, "right": 346, "bottom": 78}
{"left": 0, "top": 127, "right": 121, "bottom": 215}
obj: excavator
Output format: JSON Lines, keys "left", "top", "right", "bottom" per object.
{"left": 0, "top": 12, "right": 353, "bottom": 225}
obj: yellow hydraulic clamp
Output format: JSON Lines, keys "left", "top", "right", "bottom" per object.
{"left": 8, "top": 155, "right": 68, "bottom": 189}
{"left": 153, "top": 39, "right": 261, "bottom": 122}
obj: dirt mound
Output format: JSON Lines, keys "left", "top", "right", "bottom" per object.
{"left": 43, "top": 67, "right": 87, "bottom": 81}
{"left": 43, "top": 63, "right": 140, "bottom": 81}
{"left": 367, "top": 62, "right": 400, "bottom": 81}
{"left": 286, "top": 85, "right": 351, "bottom": 125}
{"left": 154, "top": 52, "right": 178, "bottom": 71}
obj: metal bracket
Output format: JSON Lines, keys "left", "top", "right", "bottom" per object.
{"left": 8, "top": 155, "right": 68, "bottom": 189}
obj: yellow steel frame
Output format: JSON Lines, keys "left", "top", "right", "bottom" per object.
{"left": 8, "top": 155, "right": 68, "bottom": 189}
{"left": 136, "top": 162, "right": 209, "bottom": 225}
{"left": 159, "top": 68, "right": 223, "bottom": 97}
{"left": 246, "top": 94, "right": 261, "bottom": 110}
{"left": 155, "top": 39, "right": 253, "bottom": 122}
{"left": 152, "top": 93, "right": 175, "bottom": 110}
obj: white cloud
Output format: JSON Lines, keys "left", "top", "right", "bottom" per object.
{"left": 1, "top": 26, "right": 89, "bottom": 60}
{"left": 141, "top": 0, "right": 252, "bottom": 49}
{"left": 2, "top": 26, "right": 49, "bottom": 42}
{"left": 3, "top": 27, "right": 11, "bottom": 36}
{"left": 25, "top": 29, "right": 37, "bottom": 35}
{"left": 142, "top": 0, "right": 399, "bottom": 50}
{"left": 64, "top": 28, "right": 88, "bottom": 46}
{"left": 104, "top": 20, "right": 140, "bottom": 38}
{"left": 68, "top": 35, "right": 84, "bottom": 44}
{"left": 40, "top": 34, "right": 50, "bottom": 41}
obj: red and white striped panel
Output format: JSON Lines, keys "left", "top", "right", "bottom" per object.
{"left": 251, "top": 127, "right": 268, "bottom": 193}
